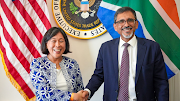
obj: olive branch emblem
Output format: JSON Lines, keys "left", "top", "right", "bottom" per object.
{"left": 69, "top": 2, "right": 79, "bottom": 16}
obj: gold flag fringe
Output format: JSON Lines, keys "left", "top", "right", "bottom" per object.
{"left": 0, "top": 49, "right": 36, "bottom": 101}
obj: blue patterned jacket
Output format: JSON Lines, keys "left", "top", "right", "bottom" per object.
{"left": 30, "top": 56, "right": 84, "bottom": 101}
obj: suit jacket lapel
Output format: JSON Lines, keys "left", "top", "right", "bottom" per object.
{"left": 135, "top": 37, "right": 146, "bottom": 85}
{"left": 111, "top": 38, "right": 120, "bottom": 82}
{"left": 110, "top": 38, "right": 146, "bottom": 85}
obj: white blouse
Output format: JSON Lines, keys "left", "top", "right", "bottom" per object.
{"left": 56, "top": 69, "right": 68, "bottom": 91}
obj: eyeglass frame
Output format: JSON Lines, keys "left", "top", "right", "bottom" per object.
{"left": 115, "top": 18, "right": 137, "bottom": 26}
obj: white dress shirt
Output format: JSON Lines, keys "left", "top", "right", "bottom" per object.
{"left": 118, "top": 35, "right": 137, "bottom": 101}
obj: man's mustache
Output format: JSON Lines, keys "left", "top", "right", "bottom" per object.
{"left": 122, "top": 26, "right": 132, "bottom": 30}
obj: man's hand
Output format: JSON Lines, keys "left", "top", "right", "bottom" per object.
{"left": 73, "top": 90, "right": 87, "bottom": 101}
{"left": 82, "top": 90, "right": 89, "bottom": 101}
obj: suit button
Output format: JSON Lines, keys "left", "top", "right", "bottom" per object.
{"left": 115, "top": 90, "right": 118, "bottom": 93}
{"left": 136, "top": 92, "right": 139, "bottom": 95}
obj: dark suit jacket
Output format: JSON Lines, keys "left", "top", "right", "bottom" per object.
{"left": 86, "top": 37, "right": 169, "bottom": 101}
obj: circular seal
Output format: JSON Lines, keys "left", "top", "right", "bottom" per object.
{"left": 52, "top": 0, "right": 107, "bottom": 39}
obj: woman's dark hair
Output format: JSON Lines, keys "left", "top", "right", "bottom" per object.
{"left": 114, "top": 7, "right": 137, "bottom": 23}
{"left": 41, "top": 27, "right": 71, "bottom": 54}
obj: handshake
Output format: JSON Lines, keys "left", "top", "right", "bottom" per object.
{"left": 72, "top": 90, "right": 89, "bottom": 101}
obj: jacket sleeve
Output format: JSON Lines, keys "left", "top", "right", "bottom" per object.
{"left": 153, "top": 43, "right": 169, "bottom": 101}
{"left": 30, "top": 59, "right": 72, "bottom": 101}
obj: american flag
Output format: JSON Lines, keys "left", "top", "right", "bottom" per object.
{"left": 0, "top": 0, "right": 51, "bottom": 100}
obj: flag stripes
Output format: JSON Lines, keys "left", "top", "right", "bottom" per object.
{"left": 1, "top": 0, "right": 41, "bottom": 60}
{"left": 13, "top": 0, "right": 43, "bottom": 43}
{"left": 0, "top": 17, "right": 30, "bottom": 72}
{"left": 150, "top": 0, "right": 180, "bottom": 39}
{"left": 28, "top": 0, "right": 51, "bottom": 30}
{"left": 157, "top": 0, "right": 180, "bottom": 28}
{"left": 1, "top": 12, "right": 35, "bottom": 64}
{"left": 0, "top": 0, "right": 51, "bottom": 100}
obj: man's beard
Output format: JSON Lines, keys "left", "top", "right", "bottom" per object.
{"left": 122, "top": 32, "right": 133, "bottom": 39}
{"left": 121, "top": 26, "right": 133, "bottom": 39}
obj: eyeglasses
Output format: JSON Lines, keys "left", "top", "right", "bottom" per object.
{"left": 115, "top": 18, "right": 136, "bottom": 26}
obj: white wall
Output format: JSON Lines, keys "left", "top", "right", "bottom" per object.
{"left": 0, "top": 0, "right": 180, "bottom": 101}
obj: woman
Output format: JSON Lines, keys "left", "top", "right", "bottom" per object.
{"left": 30, "top": 27, "right": 84, "bottom": 101}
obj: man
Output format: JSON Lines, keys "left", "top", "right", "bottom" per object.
{"left": 82, "top": 7, "right": 169, "bottom": 101}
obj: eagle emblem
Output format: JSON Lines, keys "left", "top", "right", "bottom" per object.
{"left": 70, "top": 0, "right": 96, "bottom": 19}
{"left": 52, "top": 0, "right": 107, "bottom": 39}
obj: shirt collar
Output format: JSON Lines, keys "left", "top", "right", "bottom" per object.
{"left": 119, "top": 35, "right": 137, "bottom": 47}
